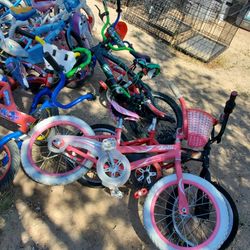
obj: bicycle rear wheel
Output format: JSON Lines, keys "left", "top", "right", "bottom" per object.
{"left": 143, "top": 173, "right": 229, "bottom": 249}
{"left": 21, "top": 115, "right": 95, "bottom": 185}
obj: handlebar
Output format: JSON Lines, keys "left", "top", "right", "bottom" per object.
{"left": 224, "top": 91, "right": 237, "bottom": 114}
{"left": 66, "top": 47, "right": 92, "bottom": 78}
{"left": 15, "top": 27, "right": 95, "bottom": 109}
{"left": 16, "top": 26, "right": 36, "bottom": 40}
{"left": 116, "top": 0, "right": 122, "bottom": 13}
{"left": 51, "top": 72, "right": 94, "bottom": 109}
{"left": 100, "top": 0, "right": 133, "bottom": 52}
{"left": 43, "top": 52, "right": 62, "bottom": 73}
{"left": 112, "top": 0, "right": 122, "bottom": 27}
{"left": 15, "top": 27, "right": 92, "bottom": 77}
{"left": 211, "top": 91, "right": 238, "bottom": 143}
{"left": 145, "top": 101, "right": 166, "bottom": 118}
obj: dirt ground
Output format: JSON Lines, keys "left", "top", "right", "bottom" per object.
{"left": 0, "top": 1, "right": 249, "bottom": 249}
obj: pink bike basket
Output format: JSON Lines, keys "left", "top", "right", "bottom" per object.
{"left": 186, "top": 109, "right": 217, "bottom": 148}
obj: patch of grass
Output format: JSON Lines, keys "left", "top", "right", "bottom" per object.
{"left": 0, "top": 187, "right": 14, "bottom": 213}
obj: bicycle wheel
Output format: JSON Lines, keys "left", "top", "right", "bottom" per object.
{"left": 128, "top": 92, "right": 182, "bottom": 144}
{"left": 212, "top": 183, "right": 239, "bottom": 250}
{"left": 21, "top": 115, "right": 95, "bottom": 185}
{"left": 162, "top": 181, "right": 238, "bottom": 250}
{"left": 0, "top": 137, "right": 20, "bottom": 190}
{"left": 143, "top": 173, "right": 229, "bottom": 249}
{"left": 65, "top": 29, "right": 84, "bottom": 50}
{"left": 77, "top": 124, "right": 127, "bottom": 187}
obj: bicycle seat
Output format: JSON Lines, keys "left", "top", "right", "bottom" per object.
{"left": 10, "top": 6, "right": 36, "bottom": 21}
{"left": 130, "top": 50, "right": 151, "bottom": 63}
{"left": 110, "top": 100, "right": 140, "bottom": 121}
{"left": 32, "top": 0, "right": 56, "bottom": 13}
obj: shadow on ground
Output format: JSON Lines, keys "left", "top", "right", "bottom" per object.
{"left": 0, "top": 0, "right": 249, "bottom": 249}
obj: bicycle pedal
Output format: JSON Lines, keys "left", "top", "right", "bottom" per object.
{"left": 134, "top": 188, "right": 148, "bottom": 199}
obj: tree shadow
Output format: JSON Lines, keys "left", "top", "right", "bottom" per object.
{"left": 0, "top": 0, "right": 249, "bottom": 249}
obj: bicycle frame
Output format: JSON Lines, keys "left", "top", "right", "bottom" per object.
{"left": 0, "top": 80, "right": 36, "bottom": 133}
{"left": 48, "top": 117, "right": 189, "bottom": 214}
{"left": 91, "top": 43, "right": 148, "bottom": 98}
{"left": 0, "top": 69, "right": 94, "bottom": 149}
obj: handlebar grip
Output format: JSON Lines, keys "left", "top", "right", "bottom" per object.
{"left": 117, "top": 0, "right": 122, "bottom": 13}
{"left": 15, "top": 27, "right": 36, "bottom": 40}
{"left": 224, "top": 91, "right": 238, "bottom": 114}
{"left": 43, "top": 52, "right": 62, "bottom": 73}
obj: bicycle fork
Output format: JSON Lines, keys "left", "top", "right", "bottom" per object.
{"left": 175, "top": 138, "right": 190, "bottom": 215}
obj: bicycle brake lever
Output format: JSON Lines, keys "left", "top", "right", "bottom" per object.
{"left": 95, "top": 5, "right": 108, "bottom": 22}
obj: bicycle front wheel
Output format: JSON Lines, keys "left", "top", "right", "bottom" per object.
{"left": 143, "top": 173, "right": 229, "bottom": 249}
{"left": 128, "top": 92, "right": 182, "bottom": 144}
{"left": 21, "top": 115, "right": 95, "bottom": 185}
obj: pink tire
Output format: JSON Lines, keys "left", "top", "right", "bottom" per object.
{"left": 143, "top": 173, "right": 229, "bottom": 249}
{"left": 21, "top": 115, "right": 95, "bottom": 185}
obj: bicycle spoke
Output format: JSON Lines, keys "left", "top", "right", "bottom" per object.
{"left": 155, "top": 214, "right": 173, "bottom": 224}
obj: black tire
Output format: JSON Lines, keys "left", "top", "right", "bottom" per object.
{"left": 0, "top": 138, "right": 20, "bottom": 190}
{"left": 77, "top": 124, "right": 127, "bottom": 187}
{"left": 212, "top": 182, "right": 239, "bottom": 250}
{"left": 65, "top": 29, "right": 84, "bottom": 51}
{"left": 65, "top": 66, "right": 94, "bottom": 89}
{"left": 127, "top": 91, "right": 182, "bottom": 144}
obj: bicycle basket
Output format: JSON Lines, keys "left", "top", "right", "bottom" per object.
{"left": 187, "top": 109, "right": 217, "bottom": 148}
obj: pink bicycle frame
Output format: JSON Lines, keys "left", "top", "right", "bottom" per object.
{"left": 50, "top": 121, "right": 189, "bottom": 214}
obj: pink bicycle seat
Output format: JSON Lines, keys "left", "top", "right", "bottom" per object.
{"left": 32, "top": 0, "right": 56, "bottom": 13}
{"left": 110, "top": 100, "right": 140, "bottom": 121}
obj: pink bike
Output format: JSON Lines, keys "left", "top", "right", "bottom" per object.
{"left": 19, "top": 86, "right": 237, "bottom": 249}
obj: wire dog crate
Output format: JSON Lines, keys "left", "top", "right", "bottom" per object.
{"left": 123, "top": 0, "right": 248, "bottom": 62}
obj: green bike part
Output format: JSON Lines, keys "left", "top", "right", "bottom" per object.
{"left": 136, "top": 59, "right": 161, "bottom": 77}
{"left": 148, "top": 63, "right": 161, "bottom": 77}
{"left": 121, "top": 88, "right": 131, "bottom": 98}
{"left": 101, "top": 0, "right": 110, "bottom": 42}
{"left": 66, "top": 47, "right": 92, "bottom": 78}
{"left": 100, "top": 0, "right": 134, "bottom": 52}
{"left": 111, "top": 84, "right": 131, "bottom": 98}
{"left": 108, "top": 43, "right": 134, "bottom": 52}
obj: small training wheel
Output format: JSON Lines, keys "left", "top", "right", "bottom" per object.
{"left": 96, "top": 150, "right": 131, "bottom": 189}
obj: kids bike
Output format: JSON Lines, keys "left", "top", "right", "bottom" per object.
{"left": 0, "top": 43, "right": 95, "bottom": 189}
{"left": 19, "top": 89, "right": 237, "bottom": 249}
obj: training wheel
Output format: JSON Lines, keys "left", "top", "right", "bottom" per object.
{"left": 97, "top": 150, "right": 131, "bottom": 189}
